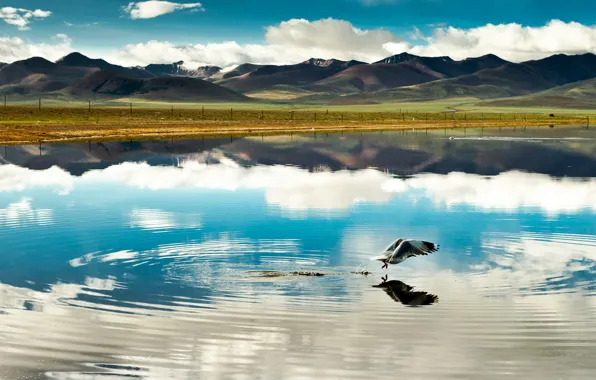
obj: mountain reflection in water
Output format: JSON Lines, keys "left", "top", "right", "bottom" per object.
{"left": 1, "top": 127, "right": 596, "bottom": 379}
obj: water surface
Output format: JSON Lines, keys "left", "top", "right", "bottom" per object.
{"left": 1, "top": 127, "right": 596, "bottom": 379}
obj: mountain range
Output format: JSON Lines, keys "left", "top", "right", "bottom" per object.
{"left": 1, "top": 51, "right": 596, "bottom": 107}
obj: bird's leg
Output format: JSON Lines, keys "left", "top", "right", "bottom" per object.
{"left": 382, "top": 262, "right": 388, "bottom": 269}
{"left": 381, "top": 274, "right": 388, "bottom": 283}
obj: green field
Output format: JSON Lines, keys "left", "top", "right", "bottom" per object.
{"left": 4, "top": 95, "right": 596, "bottom": 115}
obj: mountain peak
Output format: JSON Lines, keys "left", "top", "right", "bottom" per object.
{"left": 58, "top": 52, "right": 89, "bottom": 61}
{"left": 303, "top": 58, "right": 341, "bottom": 67}
{"left": 375, "top": 52, "right": 420, "bottom": 64}
{"left": 302, "top": 58, "right": 365, "bottom": 70}
{"left": 56, "top": 52, "right": 111, "bottom": 68}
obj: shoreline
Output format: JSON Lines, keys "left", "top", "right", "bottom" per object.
{"left": 0, "top": 119, "right": 589, "bottom": 145}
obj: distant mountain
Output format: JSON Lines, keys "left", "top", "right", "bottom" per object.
{"left": 144, "top": 61, "right": 222, "bottom": 78}
{"left": 196, "top": 65, "right": 222, "bottom": 78}
{"left": 56, "top": 52, "right": 113, "bottom": 69}
{"left": 337, "top": 53, "right": 596, "bottom": 103}
{"left": 308, "top": 63, "right": 439, "bottom": 94}
{"left": 374, "top": 52, "right": 420, "bottom": 64}
{"left": 0, "top": 56, "right": 96, "bottom": 95}
{"left": 216, "top": 58, "right": 365, "bottom": 93}
{"left": 2, "top": 51, "right": 596, "bottom": 107}
{"left": 68, "top": 69, "right": 248, "bottom": 101}
{"left": 220, "top": 64, "right": 264, "bottom": 80}
{"left": 310, "top": 54, "right": 509, "bottom": 94}
{"left": 57, "top": 52, "right": 153, "bottom": 78}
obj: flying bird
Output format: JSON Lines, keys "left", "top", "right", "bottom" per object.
{"left": 373, "top": 275, "right": 438, "bottom": 306}
{"left": 372, "top": 238, "right": 439, "bottom": 269}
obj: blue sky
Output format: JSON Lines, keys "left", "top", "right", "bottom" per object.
{"left": 1, "top": 1, "right": 596, "bottom": 67}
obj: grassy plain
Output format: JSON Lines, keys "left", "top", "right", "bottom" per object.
{"left": 0, "top": 102, "right": 592, "bottom": 145}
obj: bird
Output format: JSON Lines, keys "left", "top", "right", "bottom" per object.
{"left": 373, "top": 275, "right": 438, "bottom": 306}
{"left": 371, "top": 238, "right": 439, "bottom": 269}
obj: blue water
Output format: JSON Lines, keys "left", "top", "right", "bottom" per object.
{"left": 1, "top": 128, "right": 596, "bottom": 379}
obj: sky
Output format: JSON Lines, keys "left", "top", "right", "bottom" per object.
{"left": 1, "top": 0, "right": 596, "bottom": 69}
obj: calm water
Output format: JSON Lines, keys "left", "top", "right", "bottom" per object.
{"left": 1, "top": 127, "right": 596, "bottom": 379}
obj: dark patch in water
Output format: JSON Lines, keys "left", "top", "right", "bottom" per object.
{"left": 373, "top": 276, "right": 439, "bottom": 307}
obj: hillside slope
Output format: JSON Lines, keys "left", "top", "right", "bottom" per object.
{"left": 216, "top": 59, "right": 364, "bottom": 93}
{"left": 310, "top": 54, "right": 509, "bottom": 94}
{"left": 68, "top": 69, "right": 248, "bottom": 101}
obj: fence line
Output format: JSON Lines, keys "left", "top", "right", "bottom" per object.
{"left": 0, "top": 101, "right": 591, "bottom": 124}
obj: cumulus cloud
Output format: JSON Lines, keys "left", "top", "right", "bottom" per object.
{"left": 104, "top": 18, "right": 596, "bottom": 69}
{"left": 105, "top": 18, "right": 399, "bottom": 68}
{"left": 2, "top": 18, "right": 596, "bottom": 67}
{"left": 0, "top": 34, "right": 73, "bottom": 63}
{"left": 386, "top": 20, "right": 596, "bottom": 62}
{"left": 265, "top": 18, "right": 396, "bottom": 58}
{"left": 123, "top": 1, "right": 204, "bottom": 19}
{"left": 0, "top": 7, "right": 51, "bottom": 30}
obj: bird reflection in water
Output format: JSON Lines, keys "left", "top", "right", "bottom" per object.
{"left": 373, "top": 275, "right": 439, "bottom": 307}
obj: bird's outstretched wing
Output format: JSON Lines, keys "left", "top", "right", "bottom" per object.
{"left": 370, "top": 238, "right": 404, "bottom": 261}
{"left": 390, "top": 240, "right": 439, "bottom": 261}
{"left": 384, "top": 238, "right": 404, "bottom": 253}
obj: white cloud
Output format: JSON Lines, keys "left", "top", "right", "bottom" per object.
{"left": 0, "top": 7, "right": 52, "bottom": 30}
{"left": 103, "top": 18, "right": 596, "bottom": 69}
{"left": 123, "top": 1, "right": 204, "bottom": 19}
{"left": 105, "top": 18, "right": 398, "bottom": 69}
{"left": 2, "top": 18, "right": 596, "bottom": 67}
{"left": 385, "top": 20, "right": 596, "bottom": 62}
{"left": 265, "top": 18, "right": 396, "bottom": 58}
{"left": 0, "top": 35, "right": 73, "bottom": 63}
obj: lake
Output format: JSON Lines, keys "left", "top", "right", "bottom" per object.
{"left": 1, "top": 126, "right": 596, "bottom": 379}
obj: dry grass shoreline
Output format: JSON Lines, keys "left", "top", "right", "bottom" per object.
{"left": 0, "top": 106, "right": 591, "bottom": 145}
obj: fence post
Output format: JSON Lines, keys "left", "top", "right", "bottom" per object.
{"left": 38, "top": 97, "right": 41, "bottom": 111}
{"left": 202, "top": 106, "right": 205, "bottom": 118}
{"left": 314, "top": 112, "right": 316, "bottom": 121}
{"left": 130, "top": 103, "right": 132, "bottom": 114}
{"left": 3, "top": 95, "right": 6, "bottom": 108}
{"left": 230, "top": 108, "right": 233, "bottom": 120}
{"left": 89, "top": 101, "right": 91, "bottom": 112}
